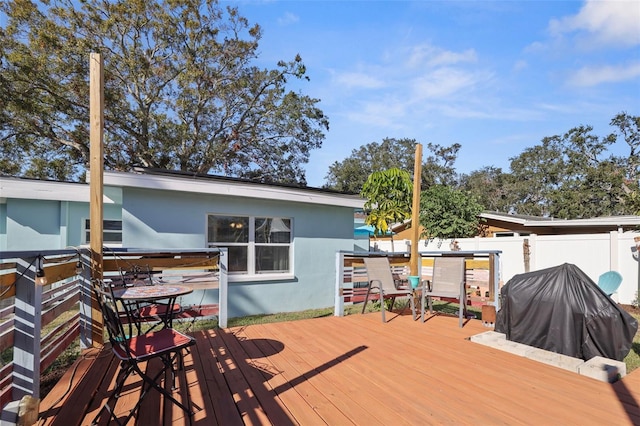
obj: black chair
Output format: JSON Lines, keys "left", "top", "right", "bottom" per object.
{"left": 91, "top": 281, "right": 195, "bottom": 425}
{"left": 114, "top": 265, "right": 183, "bottom": 333}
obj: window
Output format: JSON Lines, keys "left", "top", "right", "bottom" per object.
{"left": 84, "top": 219, "right": 123, "bottom": 244}
{"left": 207, "top": 215, "right": 292, "bottom": 276}
{"left": 494, "top": 231, "right": 530, "bottom": 238}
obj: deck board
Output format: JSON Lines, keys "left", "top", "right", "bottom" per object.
{"left": 37, "top": 311, "right": 640, "bottom": 425}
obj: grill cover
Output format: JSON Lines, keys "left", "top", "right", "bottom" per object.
{"left": 495, "top": 263, "right": 637, "bottom": 361}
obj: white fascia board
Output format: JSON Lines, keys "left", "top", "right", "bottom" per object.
{"left": 480, "top": 212, "right": 528, "bottom": 225}
{"left": 526, "top": 216, "right": 640, "bottom": 227}
{"left": 480, "top": 212, "right": 640, "bottom": 228}
{"left": 103, "top": 171, "right": 365, "bottom": 209}
{"left": 0, "top": 177, "right": 115, "bottom": 204}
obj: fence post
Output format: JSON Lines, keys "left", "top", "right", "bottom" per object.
{"left": 491, "top": 252, "right": 501, "bottom": 310}
{"left": 334, "top": 252, "right": 345, "bottom": 317}
{"left": 218, "top": 248, "right": 228, "bottom": 328}
{"left": 609, "top": 230, "right": 619, "bottom": 272}
{"left": 12, "top": 256, "right": 42, "bottom": 400}
{"left": 78, "top": 249, "right": 93, "bottom": 349}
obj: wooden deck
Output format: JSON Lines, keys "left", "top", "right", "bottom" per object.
{"left": 37, "top": 310, "right": 640, "bottom": 425}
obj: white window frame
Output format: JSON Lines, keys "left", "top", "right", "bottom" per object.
{"left": 83, "top": 218, "right": 123, "bottom": 246}
{"left": 206, "top": 214, "right": 293, "bottom": 281}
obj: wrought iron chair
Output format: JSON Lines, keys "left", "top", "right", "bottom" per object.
{"left": 91, "top": 281, "right": 195, "bottom": 425}
{"left": 114, "top": 265, "right": 183, "bottom": 333}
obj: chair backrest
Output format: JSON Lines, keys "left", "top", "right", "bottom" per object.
{"left": 92, "top": 280, "right": 133, "bottom": 354}
{"left": 364, "top": 257, "right": 398, "bottom": 292}
{"left": 109, "top": 265, "right": 154, "bottom": 289}
{"left": 431, "top": 257, "right": 465, "bottom": 293}
{"left": 597, "top": 271, "right": 623, "bottom": 296}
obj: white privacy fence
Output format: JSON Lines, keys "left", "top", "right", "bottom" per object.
{"left": 371, "top": 231, "right": 640, "bottom": 305}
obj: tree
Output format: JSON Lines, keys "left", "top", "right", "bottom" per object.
{"left": 360, "top": 168, "right": 413, "bottom": 252}
{"left": 502, "top": 137, "right": 564, "bottom": 217}
{"left": 418, "top": 185, "right": 484, "bottom": 242}
{"left": 325, "top": 138, "right": 459, "bottom": 193}
{"left": 325, "top": 138, "right": 417, "bottom": 193}
{"left": 0, "top": 0, "right": 328, "bottom": 184}
{"left": 421, "top": 142, "right": 461, "bottom": 187}
{"left": 504, "top": 121, "right": 632, "bottom": 219}
{"left": 610, "top": 112, "right": 640, "bottom": 214}
{"left": 458, "top": 166, "right": 509, "bottom": 212}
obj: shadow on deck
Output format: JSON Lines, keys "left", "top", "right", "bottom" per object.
{"left": 37, "top": 311, "right": 640, "bottom": 425}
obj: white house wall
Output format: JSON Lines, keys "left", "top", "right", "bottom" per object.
{"left": 375, "top": 232, "right": 640, "bottom": 305}
{"left": 121, "top": 186, "right": 356, "bottom": 318}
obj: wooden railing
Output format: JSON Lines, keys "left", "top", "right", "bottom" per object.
{"left": 334, "top": 250, "right": 502, "bottom": 316}
{"left": 0, "top": 247, "right": 227, "bottom": 410}
{"left": 0, "top": 249, "right": 84, "bottom": 408}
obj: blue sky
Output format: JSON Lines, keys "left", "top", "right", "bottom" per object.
{"left": 228, "top": 0, "right": 640, "bottom": 187}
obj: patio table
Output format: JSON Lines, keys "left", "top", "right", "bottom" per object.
{"left": 112, "top": 284, "right": 192, "bottom": 330}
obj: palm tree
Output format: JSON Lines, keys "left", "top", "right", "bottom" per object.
{"left": 361, "top": 168, "right": 413, "bottom": 252}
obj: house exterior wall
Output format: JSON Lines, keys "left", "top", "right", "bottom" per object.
{"left": 1, "top": 192, "right": 122, "bottom": 251}
{"left": 121, "top": 186, "right": 357, "bottom": 318}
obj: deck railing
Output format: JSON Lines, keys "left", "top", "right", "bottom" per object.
{"left": 334, "top": 250, "right": 502, "bottom": 316}
{"left": 0, "top": 247, "right": 227, "bottom": 411}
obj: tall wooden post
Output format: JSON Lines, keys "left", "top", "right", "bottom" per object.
{"left": 89, "top": 52, "right": 104, "bottom": 346}
{"left": 410, "top": 143, "right": 422, "bottom": 276}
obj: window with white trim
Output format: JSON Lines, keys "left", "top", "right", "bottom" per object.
{"left": 207, "top": 215, "right": 292, "bottom": 275}
{"left": 84, "top": 219, "right": 123, "bottom": 244}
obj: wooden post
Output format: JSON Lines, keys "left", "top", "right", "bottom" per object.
{"left": 410, "top": 143, "right": 422, "bottom": 276}
{"left": 89, "top": 52, "right": 104, "bottom": 346}
{"left": 12, "top": 257, "right": 42, "bottom": 400}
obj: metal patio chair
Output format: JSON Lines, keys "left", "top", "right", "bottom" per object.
{"left": 362, "top": 257, "right": 416, "bottom": 323}
{"left": 421, "top": 257, "right": 467, "bottom": 327}
{"left": 90, "top": 282, "right": 195, "bottom": 425}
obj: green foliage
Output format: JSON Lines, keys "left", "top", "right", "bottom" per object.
{"left": 325, "top": 138, "right": 459, "bottom": 193}
{"left": 328, "top": 113, "right": 639, "bottom": 220}
{"left": 0, "top": 0, "right": 327, "bottom": 184}
{"left": 504, "top": 114, "right": 639, "bottom": 218}
{"left": 459, "top": 166, "right": 509, "bottom": 212}
{"left": 325, "top": 138, "right": 418, "bottom": 193}
{"left": 361, "top": 168, "right": 413, "bottom": 237}
{"left": 421, "top": 142, "right": 461, "bottom": 187}
{"left": 419, "top": 184, "right": 484, "bottom": 241}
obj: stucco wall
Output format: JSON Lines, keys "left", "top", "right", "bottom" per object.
{"left": 3, "top": 198, "right": 122, "bottom": 251}
{"left": 121, "top": 187, "right": 356, "bottom": 318}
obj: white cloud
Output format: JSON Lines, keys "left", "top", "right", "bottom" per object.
{"left": 346, "top": 98, "right": 407, "bottom": 128}
{"left": 277, "top": 12, "right": 299, "bottom": 26}
{"left": 334, "top": 72, "right": 385, "bottom": 89}
{"left": 513, "top": 60, "right": 528, "bottom": 72}
{"left": 407, "top": 44, "right": 477, "bottom": 68}
{"left": 568, "top": 62, "right": 640, "bottom": 86}
{"left": 549, "top": 0, "right": 640, "bottom": 47}
{"left": 412, "top": 68, "right": 482, "bottom": 99}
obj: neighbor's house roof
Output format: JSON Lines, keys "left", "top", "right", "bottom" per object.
{"left": 103, "top": 168, "right": 364, "bottom": 208}
{"left": 371, "top": 212, "right": 640, "bottom": 239}
{"left": 480, "top": 211, "right": 640, "bottom": 234}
